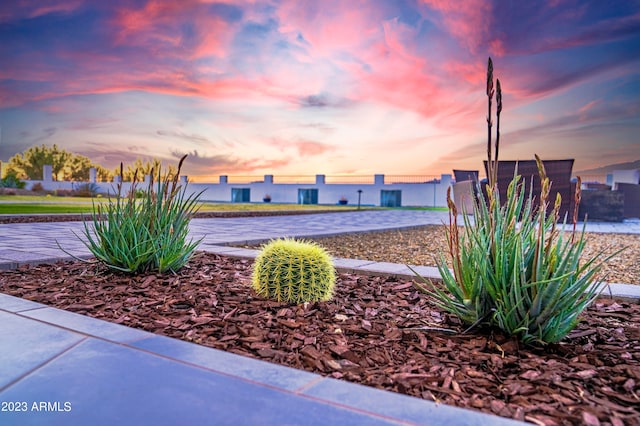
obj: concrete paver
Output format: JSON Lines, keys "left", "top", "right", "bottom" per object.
{"left": 2, "top": 210, "right": 638, "bottom": 263}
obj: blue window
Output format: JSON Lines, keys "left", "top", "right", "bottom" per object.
{"left": 380, "top": 190, "right": 401, "bottom": 207}
{"left": 298, "top": 188, "right": 318, "bottom": 204}
{"left": 231, "top": 188, "right": 250, "bottom": 202}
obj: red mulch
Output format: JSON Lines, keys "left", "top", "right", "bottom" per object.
{"left": 1, "top": 252, "right": 638, "bottom": 426}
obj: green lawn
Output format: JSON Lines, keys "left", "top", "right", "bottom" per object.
{"left": 0, "top": 195, "right": 99, "bottom": 203}
{"left": 0, "top": 195, "right": 371, "bottom": 215}
{"left": 0, "top": 203, "right": 98, "bottom": 214}
{"left": 0, "top": 195, "right": 445, "bottom": 215}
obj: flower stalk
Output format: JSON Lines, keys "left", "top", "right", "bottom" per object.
{"left": 411, "top": 57, "right": 619, "bottom": 345}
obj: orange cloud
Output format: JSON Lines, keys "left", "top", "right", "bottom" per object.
{"left": 268, "top": 138, "right": 334, "bottom": 158}
{"left": 294, "top": 140, "right": 334, "bottom": 157}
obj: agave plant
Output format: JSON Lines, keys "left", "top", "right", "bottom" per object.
{"left": 411, "top": 58, "right": 620, "bottom": 345}
{"left": 64, "top": 155, "right": 203, "bottom": 274}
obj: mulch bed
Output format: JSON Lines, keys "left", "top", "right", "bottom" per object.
{"left": 1, "top": 252, "right": 638, "bottom": 425}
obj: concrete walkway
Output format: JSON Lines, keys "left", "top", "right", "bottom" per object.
{"left": 1, "top": 211, "right": 639, "bottom": 425}
{"left": 2, "top": 210, "right": 639, "bottom": 267}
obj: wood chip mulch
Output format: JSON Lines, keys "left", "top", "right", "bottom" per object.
{"left": 1, "top": 252, "right": 638, "bottom": 426}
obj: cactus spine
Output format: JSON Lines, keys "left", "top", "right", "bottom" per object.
{"left": 251, "top": 238, "right": 336, "bottom": 303}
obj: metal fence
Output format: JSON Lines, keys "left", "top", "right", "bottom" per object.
{"left": 224, "top": 176, "right": 265, "bottom": 184}
{"left": 324, "top": 175, "right": 375, "bottom": 184}
{"left": 575, "top": 174, "right": 607, "bottom": 184}
{"left": 385, "top": 175, "right": 440, "bottom": 184}
{"left": 193, "top": 174, "right": 443, "bottom": 185}
{"left": 272, "top": 175, "right": 317, "bottom": 184}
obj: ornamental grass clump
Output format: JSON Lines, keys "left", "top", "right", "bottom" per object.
{"left": 252, "top": 238, "right": 336, "bottom": 304}
{"left": 76, "top": 155, "right": 203, "bottom": 274}
{"left": 411, "top": 58, "right": 618, "bottom": 345}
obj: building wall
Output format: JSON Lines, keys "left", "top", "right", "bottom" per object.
{"left": 22, "top": 168, "right": 454, "bottom": 207}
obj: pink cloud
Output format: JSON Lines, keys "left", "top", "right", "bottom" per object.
{"left": 345, "top": 18, "right": 454, "bottom": 121}
{"left": 0, "top": 71, "right": 268, "bottom": 110}
{"left": 578, "top": 100, "right": 600, "bottom": 114}
{"left": 419, "top": 0, "right": 493, "bottom": 54}
{"left": 109, "top": 1, "right": 233, "bottom": 58}
{"left": 489, "top": 38, "right": 506, "bottom": 57}
{"left": 0, "top": 0, "right": 493, "bottom": 132}
{"left": 0, "top": 0, "right": 84, "bottom": 22}
{"left": 276, "top": 0, "right": 382, "bottom": 58}
{"left": 110, "top": 1, "right": 179, "bottom": 44}
{"left": 28, "top": 0, "right": 84, "bottom": 18}
{"left": 442, "top": 60, "right": 485, "bottom": 86}
{"left": 265, "top": 7, "right": 485, "bottom": 129}
{"left": 0, "top": 2, "right": 242, "bottom": 109}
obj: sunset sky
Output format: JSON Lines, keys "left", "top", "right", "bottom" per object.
{"left": 1, "top": 0, "right": 639, "bottom": 180}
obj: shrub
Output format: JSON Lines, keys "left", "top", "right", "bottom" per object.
{"left": 411, "top": 58, "right": 618, "bottom": 345}
{"left": 54, "top": 189, "right": 74, "bottom": 197}
{"left": 127, "top": 188, "right": 147, "bottom": 199}
{"left": 72, "top": 155, "right": 203, "bottom": 274}
{"left": 31, "top": 182, "right": 44, "bottom": 192}
{"left": 0, "top": 172, "right": 26, "bottom": 189}
{"left": 73, "top": 183, "right": 100, "bottom": 197}
{"left": 252, "top": 238, "right": 336, "bottom": 303}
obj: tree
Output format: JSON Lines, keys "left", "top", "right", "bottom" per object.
{"left": 6, "top": 144, "right": 111, "bottom": 181}
{"left": 95, "top": 165, "right": 113, "bottom": 182}
{"left": 115, "top": 158, "right": 178, "bottom": 182}
{"left": 63, "top": 154, "right": 93, "bottom": 181}
{"left": 7, "top": 144, "right": 69, "bottom": 180}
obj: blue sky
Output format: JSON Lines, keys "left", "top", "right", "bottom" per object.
{"left": 1, "top": 0, "right": 638, "bottom": 180}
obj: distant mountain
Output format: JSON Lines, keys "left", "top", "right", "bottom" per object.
{"left": 575, "top": 160, "right": 640, "bottom": 175}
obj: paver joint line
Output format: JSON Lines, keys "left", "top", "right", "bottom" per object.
{"left": 0, "top": 335, "right": 88, "bottom": 393}
{"left": 292, "top": 375, "right": 326, "bottom": 394}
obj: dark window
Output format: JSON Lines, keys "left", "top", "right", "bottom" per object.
{"left": 380, "top": 190, "right": 401, "bottom": 207}
{"left": 231, "top": 188, "right": 250, "bottom": 202}
{"left": 298, "top": 188, "right": 318, "bottom": 204}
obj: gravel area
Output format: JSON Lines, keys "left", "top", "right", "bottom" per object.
{"left": 305, "top": 226, "right": 640, "bottom": 285}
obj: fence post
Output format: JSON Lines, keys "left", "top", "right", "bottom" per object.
{"left": 43, "top": 165, "right": 53, "bottom": 182}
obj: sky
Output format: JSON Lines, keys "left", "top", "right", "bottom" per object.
{"left": 1, "top": 0, "right": 639, "bottom": 181}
